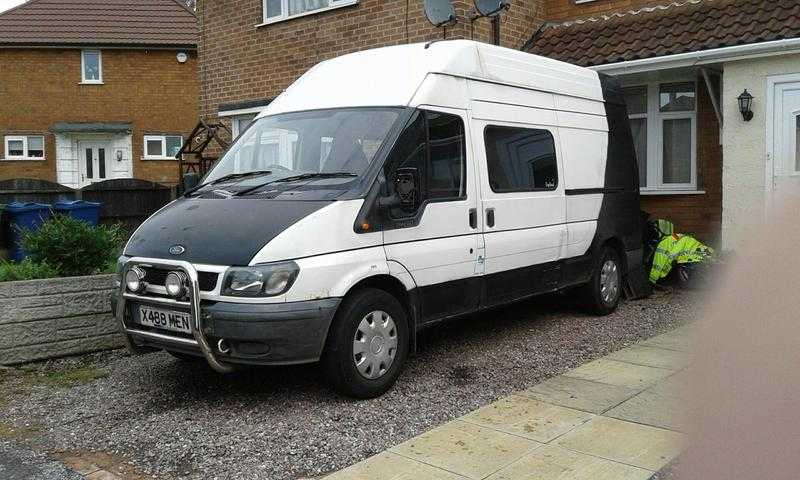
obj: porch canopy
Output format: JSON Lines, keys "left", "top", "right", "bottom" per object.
{"left": 50, "top": 122, "right": 132, "bottom": 134}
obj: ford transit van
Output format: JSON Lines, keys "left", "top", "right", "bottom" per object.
{"left": 113, "top": 40, "right": 643, "bottom": 398}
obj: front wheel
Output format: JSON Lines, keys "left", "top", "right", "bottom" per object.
{"left": 321, "top": 288, "right": 409, "bottom": 399}
{"left": 582, "top": 246, "right": 623, "bottom": 315}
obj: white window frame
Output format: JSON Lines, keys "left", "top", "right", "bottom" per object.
{"left": 143, "top": 135, "right": 183, "bottom": 160}
{"left": 3, "top": 135, "right": 45, "bottom": 161}
{"left": 231, "top": 114, "right": 258, "bottom": 138}
{"left": 260, "top": 0, "right": 358, "bottom": 26}
{"left": 81, "top": 50, "right": 103, "bottom": 84}
{"left": 625, "top": 80, "right": 698, "bottom": 192}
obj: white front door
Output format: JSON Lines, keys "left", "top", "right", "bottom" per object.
{"left": 78, "top": 141, "right": 110, "bottom": 187}
{"left": 770, "top": 80, "right": 800, "bottom": 198}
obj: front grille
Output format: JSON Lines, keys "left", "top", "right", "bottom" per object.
{"left": 141, "top": 266, "right": 219, "bottom": 292}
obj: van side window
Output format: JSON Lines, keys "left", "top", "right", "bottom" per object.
{"left": 426, "top": 111, "right": 465, "bottom": 200}
{"left": 484, "top": 126, "right": 558, "bottom": 192}
{"left": 384, "top": 110, "right": 466, "bottom": 218}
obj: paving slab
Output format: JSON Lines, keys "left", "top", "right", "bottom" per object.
{"left": 606, "top": 345, "right": 692, "bottom": 371}
{"left": 563, "top": 358, "right": 673, "bottom": 389}
{"left": 485, "top": 444, "right": 653, "bottom": 480}
{"left": 555, "top": 416, "right": 684, "bottom": 471}
{"left": 520, "top": 375, "right": 641, "bottom": 414}
{"left": 390, "top": 420, "right": 541, "bottom": 479}
{"left": 647, "top": 370, "right": 691, "bottom": 399}
{"left": 640, "top": 329, "right": 693, "bottom": 352}
{"left": 604, "top": 387, "right": 686, "bottom": 432}
{"left": 326, "top": 452, "right": 468, "bottom": 480}
{"left": 460, "top": 395, "right": 594, "bottom": 443}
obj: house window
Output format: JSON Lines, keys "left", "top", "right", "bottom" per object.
{"left": 4, "top": 135, "right": 45, "bottom": 160}
{"left": 231, "top": 114, "right": 257, "bottom": 138}
{"left": 144, "top": 135, "right": 183, "bottom": 159}
{"left": 81, "top": 50, "right": 103, "bottom": 83}
{"left": 623, "top": 82, "right": 697, "bottom": 191}
{"left": 262, "top": 0, "right": 357, "bottom": 24}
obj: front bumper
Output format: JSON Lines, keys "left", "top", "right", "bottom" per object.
{"left": 113, "top": 257, "right": 340, "bottom": 370}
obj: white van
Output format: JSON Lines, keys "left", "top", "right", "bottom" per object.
{"left": 113, "top": 40, "right": 644, "bottom": 398}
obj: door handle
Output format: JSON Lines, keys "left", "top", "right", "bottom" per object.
{"left": 486, "top": 208, "right": 495, "bottom": 228}
{"left": 469, "top": 208, "right": 477, "bottom": 229}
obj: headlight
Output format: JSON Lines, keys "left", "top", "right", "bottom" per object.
{"left": 222, "top": 261, "right": 299, "bottom": 297}
{"left": 125, "top": 266, "right": 147, "bottom": 293}
{"left": 165, "top": 271, "right": 188, "bottom": 298}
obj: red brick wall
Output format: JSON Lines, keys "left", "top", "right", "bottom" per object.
{"left": 547, "top": 0, "right": 669, "bottom": 22}
{"left": 640, "top": 75, "right": 722, "bottom": 245}
{"left": 197, "top": 0, "right": 545, "bottom": 138}
{"left": 0, "top": 48, "right": 198, "bottom": 185}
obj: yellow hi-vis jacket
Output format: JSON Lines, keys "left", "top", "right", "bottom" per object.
{"left": 649, "top": 230, "right": 714, "bottom": 284}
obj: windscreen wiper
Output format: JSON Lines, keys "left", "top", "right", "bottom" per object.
{"left": 185, "top": 170, "right": 273, "bottom": 196}
{"left": 233, "top": 172, "right": 357, "bottom": 197}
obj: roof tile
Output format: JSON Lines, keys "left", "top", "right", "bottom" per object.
{"left": 526, "top": 0, "right": 800, "bottom": 67}
{"left": 0, "top": 0, "right": 197, "bottom": 47}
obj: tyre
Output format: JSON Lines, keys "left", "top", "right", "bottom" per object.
{"left": 166, "top": 350, "right": 203, "bottom": 362}
{"left": 582, "top": 246, "right": 623, "bottom": 315}
{"left": 322, "top": 288, "right": 409, "bottom": 399}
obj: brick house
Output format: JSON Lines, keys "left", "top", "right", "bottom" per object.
{"left": 197, "top": 0, "right": 800, "bottom": 248}
{"left": 526, "top": 0, "right": 800, "bottom": 249}
{"left": 0, "top": 0, "right": 198, "bottom": 187}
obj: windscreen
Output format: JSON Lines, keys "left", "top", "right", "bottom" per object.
{"left": 202, "top": 108, "right": 403, "bottom": 188}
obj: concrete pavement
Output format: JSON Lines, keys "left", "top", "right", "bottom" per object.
{"left": 326, "top": 326, "right": 693, "bottom": 480}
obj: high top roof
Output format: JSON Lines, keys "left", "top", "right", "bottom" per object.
{"left": 0, "top": 0, "right": 197, "bottom": 48}
{"left": 263, "top": 40, "right": 602, "bottom": 117}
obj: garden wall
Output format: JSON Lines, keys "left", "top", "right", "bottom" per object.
{"left": 0, "top": 274, "right": 122, "bottom": 365}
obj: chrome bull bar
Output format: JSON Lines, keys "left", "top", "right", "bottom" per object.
{"left": 116, "top": 257, "right": 235, "bottom": 373}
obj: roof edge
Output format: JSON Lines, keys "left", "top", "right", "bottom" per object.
{"left": 589, "top": 37, "right": 800, "bottom": 74}
{"left": 0, "top": 42, "right": 197, "bottom": 50}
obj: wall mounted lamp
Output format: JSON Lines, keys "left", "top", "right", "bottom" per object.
{"left": 737, "top": 89, "right": 754, "bottom": 122}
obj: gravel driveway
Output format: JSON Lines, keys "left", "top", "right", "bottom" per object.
{"left": 1, "top": 290, "right": 696, "bottom": 479}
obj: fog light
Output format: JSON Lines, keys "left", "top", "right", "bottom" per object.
{"left": 125, "top": 266, "right": 147, "bottom": 293}
{"left": 165, "top": 271, "right": 188, "bottom": 298}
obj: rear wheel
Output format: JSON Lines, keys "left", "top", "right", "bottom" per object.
{"left": 583, "top": 246, "right": 623, "bottom": 315}
{"left": 322, "top": 288, "right": 409, "bottom": 399}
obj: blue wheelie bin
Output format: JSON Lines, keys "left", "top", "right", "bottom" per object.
{"left": 3, "top": 202, "right": 52, "bottom": 262}
{"left": 53, "top": 200, "right": 101, "bottom": 226}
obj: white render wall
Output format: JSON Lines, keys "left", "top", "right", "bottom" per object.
{"left": 55, "top": 133, "right": 133, "bottom": 188}
{"left": 722, "top": 53, "right": 800, "bottom": 249}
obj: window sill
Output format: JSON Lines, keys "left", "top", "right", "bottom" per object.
{"left": 1, "top": 157, "right": 46, "bottom": 161}
{"left": 640, "top": 189, "right": 706, "bottom": 196}
{"left": 142, "top": 157, "right": 178, "bottom": 161}
{"left": 80, "top": 81, "right": 104, "bottom": 85}
{"left": 256, "top": 0, "right": 358, "bottom": 27}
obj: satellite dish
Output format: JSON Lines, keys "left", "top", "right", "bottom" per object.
{"left": 425, "top": 0, "right": 457, "bottom": 28}
{"left": 474, "top": 0, "right": 511, "bottom": 17}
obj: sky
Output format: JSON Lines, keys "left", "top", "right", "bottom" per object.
{"left": 0, "top": 0, "right": 27, "bottom": 13}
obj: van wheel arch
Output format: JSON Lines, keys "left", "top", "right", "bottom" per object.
{"left": 600, "top": 237, "right": 627, "bottom": 273}
{"left": 328, "top": 275, "right": 417, "bottom": 354}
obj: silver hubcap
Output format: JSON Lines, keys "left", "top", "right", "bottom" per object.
{"left": 353, "top": 310, "right": 398, "bottom": 380}
{"left": 600, "top": 260, "right": 620, "bottom": 305}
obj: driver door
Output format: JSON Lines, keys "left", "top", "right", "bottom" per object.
{"left": 382, "top": 108, "right": 482, "bottom": 323}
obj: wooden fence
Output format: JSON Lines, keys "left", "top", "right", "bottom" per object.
{"left": 0, "top": 178, "right": 176, "bottom": 234}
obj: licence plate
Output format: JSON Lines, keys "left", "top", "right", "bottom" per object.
{"left": 138, "top": 306, "right": 192, "bottom": 334}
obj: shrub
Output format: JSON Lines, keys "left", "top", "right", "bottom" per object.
{"left": 20, "top": 214, "right": 125, "bottom": 277}
{"left": 0, "top": 259, "right": 58, "bottom": 282}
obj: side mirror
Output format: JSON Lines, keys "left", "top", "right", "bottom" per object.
{"left": 183, "top": 173, "right": 200, "bottom": 193}
{"left": 394, "top": 167, "right": 419, "bottom": 208}
{"left": 379, "top": 167, "right": 420, "bottom": 211}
